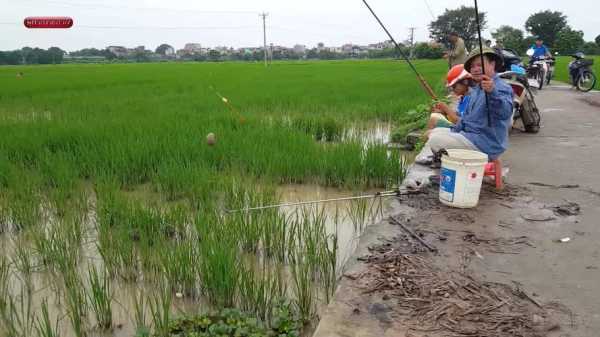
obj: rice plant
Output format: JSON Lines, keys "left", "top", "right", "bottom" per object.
{"left": 11, "top": 240, "right": 35, "bottom": 296}
{"left": 161, "top": 239, "right": 198, "bottom": 297}
{"left": 148, "top": 280, "right": 172, "bottom": 337}
{"left": 34, "top": 299, "right": 59, "bottom": 337}
{"left": 130, "top": 285, "right": 148, "bottom": 335}
{"left": 347, "top": 197, "right": 369, "bottom": 234}
{"left": 87, "top": 265, "right": 112, "bottom": 330}
{"left": 196, "top": 225, "right": 240, "bottom": 308}
{"left": 63, "top": 274, "right": 88, "bottom": 337}
{"left": 0, "top": 286, "right": 36, "bottom": 337}
{"left": 239, "top": 261, "right": 286, "bottom": 323}
{"left": 321, "top": 233, "right": 339, "bottom": 303}
{"left": 0, "top": 255, "right": 9, "bottom": 299}
{"left": 289, "top": 250, "right": 315, "bottom": 324}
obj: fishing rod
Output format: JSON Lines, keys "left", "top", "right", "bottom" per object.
{"left": 226, "top": 189, "right": 419, "bottom": 213}
{"left": 473, "top": 0, "right": 492, "bottom": 127}
{"left": 361, "top": 0, "right": 437, "bottom": 100}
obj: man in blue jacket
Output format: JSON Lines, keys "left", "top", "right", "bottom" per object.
{"left": 529, "top": 36, "right": 551, "bottom": 60}
{"left": 427, "top": 47, "right": 513, "bottom": 164}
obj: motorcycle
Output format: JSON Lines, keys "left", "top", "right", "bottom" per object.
{"left": 496, "top": 48, "right": 540, "bottom": 133}
{"left": 499, "top": 69, "right": 541, "bottom": 133}
{"left": 526, "top": 49, "right": 550, "bottom": 90}
{"left": 569, "top": 52, "right": 597, "bottom": 92}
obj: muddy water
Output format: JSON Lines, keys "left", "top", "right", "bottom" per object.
{"left": 0, "top": 181, "right": 399, "bottom": 337}
{"left": 278, "top": 184, "right": 394, "bottom": 266}
{"left": 344, "top": 123, "right": 391, "bottom": 145}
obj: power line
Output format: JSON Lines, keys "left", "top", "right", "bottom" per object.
{"left": 16, "top": 0, "right": 259, "bottom": 14}
{"left": 0, "top": 21, "right": 259, "bottom": 31}
{"left": 76, "top": 24, "right": 258, "bottom": 31}
{"left": 423, "top": 0, "right": 436, "bottom": 19}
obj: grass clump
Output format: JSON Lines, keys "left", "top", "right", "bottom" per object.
{"left": 165, "top": 306, "right": 300, "bottom": 337}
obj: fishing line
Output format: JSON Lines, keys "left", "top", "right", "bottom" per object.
{"left": 226, "top": 189, "right": 419, "bottom": 213}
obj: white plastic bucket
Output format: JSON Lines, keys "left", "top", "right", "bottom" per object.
{"left": 439, "top": 149, "right": 488, "bottom": 208}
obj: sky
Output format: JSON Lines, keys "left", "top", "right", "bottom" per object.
{"left": 0, "top": 0, "right": 598, "bottom": 52}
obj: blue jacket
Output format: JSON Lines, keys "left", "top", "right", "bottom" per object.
{"left": 452, "top": 75, "right": 513, "bottom": 160}
{"left": 530, "top": 44, "right": 550, "bottom": 58}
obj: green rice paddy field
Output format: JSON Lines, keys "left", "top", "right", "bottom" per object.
{"left": 0, "top": 59, "right": 448, "bottom": 337}
{"left": 553, "top": 55, "right": 600, "bottom": 86}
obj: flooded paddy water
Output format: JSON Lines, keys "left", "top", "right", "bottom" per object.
{"left": 0, "top": 123, "right": 412, "bottom": 337}
{"left": 0, "top": 183, "right": 400, "bottom": 337}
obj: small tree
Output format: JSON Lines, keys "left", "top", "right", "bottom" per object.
{"left": 492, "top": 26, "right": 525, "bottom": 54}
{"left": 525, "top": 11, "right": 567, "bottom": 48}
{"left": 582, "top": 42, "right": 600, "bottom": 55}
{"left": 429, "top": 6, "right": 487, "bottom": 49}
{"left": 413, "top": 43, "right": 444, "bottom": 59}
{"left": 596, "top": 34, "right": 600, "bottom": 46}
{"left": 155, "top": 44, "right": 174, "bottom": 56}
{"left": 554, "top": 27, "right": 585, "bottom": 55}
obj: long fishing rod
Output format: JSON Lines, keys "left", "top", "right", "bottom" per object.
{"left": 473, "top": 0, "right": 492, "bottom": 127}
{"left": 226, "top": 189, "right": 418, "bottom": 213}
{"left": 361, "top": 0, "right": 437, "bottom": 100}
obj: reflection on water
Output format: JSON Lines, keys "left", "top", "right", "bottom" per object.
{"left": 278, "top": 183, "right": 393, "bottom": 268}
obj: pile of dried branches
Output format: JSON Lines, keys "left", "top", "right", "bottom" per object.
{"left": 360, "top": 252, "right": 558, "bottom": 337}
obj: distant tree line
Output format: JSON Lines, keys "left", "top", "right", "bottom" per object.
{"left": 429, "top": 7, "right": 600, "bottom": 56}
{"left": 0, "top": 47, "right": 66, "bottom": 65}
{"left": 69, "top": 48, "right": 117, "bottom": 59}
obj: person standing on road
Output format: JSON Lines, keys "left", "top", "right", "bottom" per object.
{"left": 426, "top": 47, "right": 513, "bottom": 165}
{"left": 446, "top": 32, "right": 468, "bottom": 68}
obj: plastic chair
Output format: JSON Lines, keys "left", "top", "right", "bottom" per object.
{"left": 484, "top": 159, "right": 503, "bottom": 190}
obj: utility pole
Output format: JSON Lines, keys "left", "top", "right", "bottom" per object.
{"left": 408, "top": 27, "right": 416, "bottom": 59}
{"left": 260, "top": 12, "right": 269, "bottom": 67}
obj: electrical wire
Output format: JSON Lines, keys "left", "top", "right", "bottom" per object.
{"left": 15, "top": 0, "right": 259, "bottom": 15}
{"left": 423, "top": 0, "right": 436, "bottom": 19}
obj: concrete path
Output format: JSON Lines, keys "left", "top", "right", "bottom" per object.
{"left": 313, "top": 85, "right": 600, "bottom": 337}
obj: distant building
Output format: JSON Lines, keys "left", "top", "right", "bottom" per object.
{"left": 293, "top": 44, "right": 306, "bottom": 54}
{"left": 341, "top": 44, "right": 354, "bottom": 54}
{"left": 184, "top": 43, "right": 202, "bottom": 53}
{"left": 107, "top": 46, "right": 127, "bottom": 57}
{"left": 368, "top": 40, "right": 394, "bottom": 50}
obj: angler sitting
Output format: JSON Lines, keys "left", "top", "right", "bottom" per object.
{"left": 426, "top": 47, "right": 513, "bottom": 166}
{"left": 425, "top": 64, "right": 472, "bottom": 139}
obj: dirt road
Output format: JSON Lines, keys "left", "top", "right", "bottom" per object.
{"left": 314, "top": 86, "right": 600, "bottom": 337}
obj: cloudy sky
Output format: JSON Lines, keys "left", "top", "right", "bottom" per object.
{"left": 0, "top": 0, "right": 597, "bottom": 52}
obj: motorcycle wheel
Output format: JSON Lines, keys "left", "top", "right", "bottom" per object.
{"left": 521, "top": 90, "right": 541, "bottom": 133}
{"left": 577, "top": 71, "right": 597, "bottom": 92}
{"left": 546, "top": 71, "right": 552, "bottom": 85}
{"left": 537, "top": 69, "right": 545, "bottom": 90}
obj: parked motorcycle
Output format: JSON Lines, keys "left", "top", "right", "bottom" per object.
{"left": 569, "top": 52, "right": 597, "bottom": 92}
{"left": 499, "top": 69, "right": 541, "bottom": 133}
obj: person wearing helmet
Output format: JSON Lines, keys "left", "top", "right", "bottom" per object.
{"left": 425, "top": 47, "right": 513, "bottom": 165}
{"left": 425, "top": 64, "right": 472, "bottom": 137}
